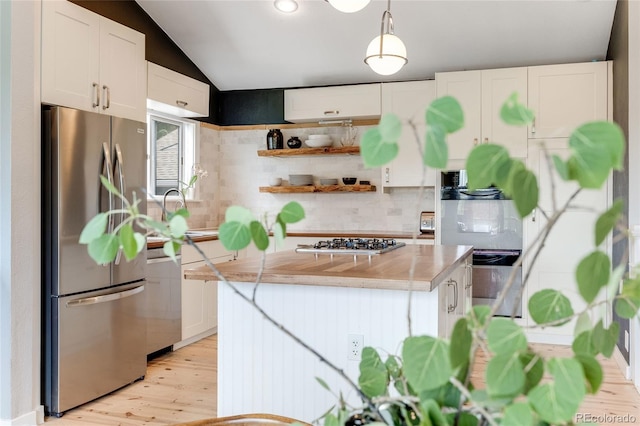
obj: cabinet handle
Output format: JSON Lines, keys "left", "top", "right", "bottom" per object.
{"left": 92, "top": 82, "right": 100, "bottom": 108}
{"left": 385, "top": 167, "right": 390, "bottom": 183}
{"left": 102, "top": 85, "right": 111, "bottom": 110}
{"left": 484, "top": 137, "right": 489, "bottom": 144}
{"left": 176, "top": 100, "right": 188, "bottom": 107}
{"left": 447, "top": 279, "right": 458, "bottom": 313}
{"left": 465, "top": 263, "right": 472, "bottom": 289}
{"left": 323, "top": 110, "right": 339, "bottom": 116}
{"left": 531, "top": 118, "right": 536, "bottom": 136}
{"left": 473, "top": 138, "right": 479, "bottom": 146}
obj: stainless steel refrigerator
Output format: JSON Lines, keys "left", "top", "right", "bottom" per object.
{"left": 42, "top": 106, "right": 148, "bottom": 417}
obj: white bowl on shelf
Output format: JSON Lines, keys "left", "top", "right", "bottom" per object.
{"left": 305, "top": 138, "right": 333, "bottom": 148}
{"left": 308, "top": 134, "right": 331, "bottom": 139}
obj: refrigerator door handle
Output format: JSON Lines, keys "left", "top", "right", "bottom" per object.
{"left": 113, "top": 143, "right": 127, "bottom": 265}
{"left": 66, "top": 284, "right": 144, "bottom": 307}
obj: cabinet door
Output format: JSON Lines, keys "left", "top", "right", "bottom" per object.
{"left": 435, "top": 70, "right": 482, "bottom": 164}
{"left": 181, "top": 259, "right": 209, "bottom": 340}
{"left": 99, "top": 18, "right": 147, "bottom": 122}
{"left": 528, "top": 62, "right": 608, "bottom": 139}
{"left": 481, "top": 67, "right": 528, "bottom": 158}
{"left": 525, "top": 139, "right": 609, "bottom": 339}
{"left": 41, "top": 0, "right": 100, "bottom": 112}
{"left": 284, "top": 84, "right": 381, "bottom": 123}
{"left": 381, "top": 81, "right": 437, "bottom": 188}
{"left": 147, "top": 62, "right": 210, "bottom": 118}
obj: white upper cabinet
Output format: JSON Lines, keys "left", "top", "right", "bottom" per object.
{"left": 284, "top": 84, "right": 381, "bottom": 123}
{"left": 528, "top": 61, "right": 608, "bottom": 139}
{"left": 147, "top": 62, "right": 210, "bottom": 118}
{"left": 42, "top": 1, "right": 147, "bottom": 122}
{"left": 380, "top": 80, "right": 437, "bottom": 188}
{"left": 436, "top": 67, "right": 528, "bottom": 166}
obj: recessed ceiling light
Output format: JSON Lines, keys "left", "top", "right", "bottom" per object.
{"left": 274, "top": 0, "right": 298, "bottom": 13}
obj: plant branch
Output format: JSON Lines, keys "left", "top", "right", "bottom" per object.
{"left": 449, "top": 377, "right": 498, "bottom": 426}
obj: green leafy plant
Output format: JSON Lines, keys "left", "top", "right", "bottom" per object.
{"left": 80, "top": 92, "right": 638, "bottom": 426}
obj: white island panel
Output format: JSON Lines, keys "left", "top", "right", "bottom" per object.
{"left": 217, "top": 281, "right": 440, "bottom": 421}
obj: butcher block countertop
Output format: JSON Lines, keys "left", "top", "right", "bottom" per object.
{"left": 184, "top": 244, "right": 472, "bottom": 292}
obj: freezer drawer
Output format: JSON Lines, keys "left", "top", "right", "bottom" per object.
{"left": 44, "top": 282, "right": 147, "bottom": 416}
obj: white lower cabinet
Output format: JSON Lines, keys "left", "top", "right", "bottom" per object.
{"left": 438, "top": 255, "right": 470, "bottom": 337}
{"left": 178, "top": 240, "right": 233, "bottom": 346}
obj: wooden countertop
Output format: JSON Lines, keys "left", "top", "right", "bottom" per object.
{"left": 147, "top": 230, "right": 435, "bottom": 249}
{"left": 184, "top": 244, "right": 472, "bottom": 292}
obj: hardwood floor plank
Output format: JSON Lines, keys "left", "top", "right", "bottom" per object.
{"left": 45, "top": 335, "right": 639, "bottom": 425}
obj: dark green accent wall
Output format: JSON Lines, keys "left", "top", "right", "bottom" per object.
{"left": 607, "top": 0, "right": 629, "bottom": 364}
{"left": 218, "top": 89, "right": 287, "bottom": 126}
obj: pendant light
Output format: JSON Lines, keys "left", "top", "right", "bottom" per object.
{"left": 364, "top": 0, "right": 407, "bottom": 76}
{"left": 274, "top": 0, "right": 298, "bottom": 13}
{"left": 327, "top": 0, "right": 370, "bottom": 13}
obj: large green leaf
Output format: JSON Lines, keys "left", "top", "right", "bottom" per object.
{"left": 118, "top": 223, "right": 138, "bottom": 261}
{"left": 426, "top": 96, "right": 464, "bottom": 134}
{"left": 500, "top": 92, "right": 535, "bottom": 127}
{"left": 218, "top": 221, "right": 251, "bottom": 250}
{"left": 402, "top": 336, "right": 451, "bottom": 392}
{"left": 419, "top": 399, "right": 448, "bottom": 426}
{"left": 358, "top": 347, "right": 388, "bottom": 398}
{"left": 572, "top": 330, "right": 598, "bottom": 357}
{"left": 224, "top": 205, "right": 254, "bottom": 225}
{"left": 574, "top": 354, "right": 603, "bottom": 394}
{"left": 510, "top": 168, "right": 539, "bottom": 218}
{"left": 163, "top": 240, "right": 181, "bottom": 261}
{"left": 552, "top": 155, "right": 570, "bottom": 181}
{"left": 385, "top": 355, "right": 401, "bottom": 379}
{"left": 502, "top": 401, "right": 535, "bottom": 426}
{"left": 169, "top": 214, "right": 188, "bottom": 238}
{"left": 449, "top": 318, "right": 471, "bottom": 370}
{"left": 487, "top": 318, "right": 528, "bottom": 355}
{"left": 574, "top": 311, "right": 592, "bottom": 337}
{"left": 79, "top": 212, "right": 108, "bottom": 244}
{"left": 465, "top": 144, "right": 510, "bottom": 190}
{"left": 568, "top": 121, "right": 624, "bottom": 188}
{"left": 424, "top": 124, "right": 448, "bottom": 169}
{"left": 528, "top": 358, "right": 586, "bottom": 423}
{"left": 528, "top": 289, "right": 573, "bottom": 326}
{"left": 443, "top": 412, "right": 479, "bottom": 426}
{"left": 88, "top": 234, "right": 119, "bottom": 264}
{"left": 274, "top": 220, "right": 285, "bottom": 248}
{"left": 419, "top": 382, "right": 462, "bottom": 409}
{"left": 360, "top": 128, "right": 399, "bottom": 167}
{"left": 595, "top": 199, "right": 623, "bottom": 246}
{"left": 378, "top": 113, "right": 403, "bottom": 142}
{"left": 278, "top": 201, "right": 305, "bottom": 224}
{"left": 576, "top": 251, "right": 610, "bottom": 303}
{"left": 615, "top": 296, "right": 640, "bottom": 319}
{"left": 485, "top": 352, "right": 525, "bottom": 399}
{"left": 592, "top": 320, "right": 619, "bottom": 358}
{"left": 519, "top": 351, "right": 544, "bottom": 393}
{"left": 249, "top": 220, "right": 269, "bottom": 251}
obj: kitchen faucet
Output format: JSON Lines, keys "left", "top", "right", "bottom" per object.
{"left": 162, "top": 188, "right": 187, "bottom": 221}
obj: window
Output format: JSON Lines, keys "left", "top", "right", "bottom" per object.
{"left": 147, "top": 112, "right": 198, "bottom": 199}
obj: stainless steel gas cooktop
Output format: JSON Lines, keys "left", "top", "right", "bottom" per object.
{"left": 295, "top": 238, "right": 406, "bottom": 256}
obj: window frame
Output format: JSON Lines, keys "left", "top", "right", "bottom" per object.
{"left": 146, "top": 111, "right": 199, "bottom": 201}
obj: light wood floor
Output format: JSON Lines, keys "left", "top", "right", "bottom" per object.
{"left": 45, "top": 335, "right": 639, "bottom": 425}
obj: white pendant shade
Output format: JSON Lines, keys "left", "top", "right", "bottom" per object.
{"left": 365, "top": 33, "right": 407, "bottom": 75}
{"left": 274, "top": 0, "right": 298, "bottom": 13}
{"left": 328, "top": 0, "right": 370, "bottom": 13}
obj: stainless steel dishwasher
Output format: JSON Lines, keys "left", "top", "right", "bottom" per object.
{"left": 144, "top": 246, "right": 182, "bottom": 355}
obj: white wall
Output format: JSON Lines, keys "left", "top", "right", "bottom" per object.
{"left": 0, "top": 0, "right": 43, "bottom": 424}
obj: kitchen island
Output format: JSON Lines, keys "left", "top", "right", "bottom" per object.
{"left": 184, "top": 244, "right": 472, "bottom": 422}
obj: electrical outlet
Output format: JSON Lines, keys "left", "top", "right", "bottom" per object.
{"left": 348, "top": 334, "right": 364, "bottom": 361}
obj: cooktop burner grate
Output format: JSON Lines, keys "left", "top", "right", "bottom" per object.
{"left": 295, "top": 238, "right": 406, "bottom": 256}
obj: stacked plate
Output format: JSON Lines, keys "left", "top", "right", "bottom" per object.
{"left": 289, "top": 174, "right": 313, "bottom": 186}
{"left": 320, "top": 178, "right": 338, "bottom": 185}
{"left": 305, "top": 135, "right": 333, "bottom": 148}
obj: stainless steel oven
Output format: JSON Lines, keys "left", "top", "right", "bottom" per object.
{"left": 440, "top": 171, "right": 523, "bottom": 317}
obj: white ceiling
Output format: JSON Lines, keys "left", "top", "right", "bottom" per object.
{"left": 135, "top": 0, "right": 618, "bottom": 91}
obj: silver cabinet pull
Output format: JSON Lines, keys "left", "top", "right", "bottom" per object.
{"left": 67, "top": 285, "right": 144, "bottom": 307}
{"left": 484, "top": 137, "right": 489, "bottom": 144}
{"left": 323, "top": 110, "right": 339, "bottom": 116}
{"left": 176, "top": 100, "right": 188, "bottom": 107}
{"left": 92, "top": 82, "right": 100, "bottom": 108}
{"left": 447, "top": 279, "right": 458, "bottom": 313}
{"left": 102, "top": 85, "right": 110, "bottom": 110}
{"left": 531, "top": 118, "right": 536, "bottom": 136}
{"left": 385, "top": 167, "right": 390, "bottom": 183}
{"left": 473, "top": 138, "right": 479, "bottom": 146}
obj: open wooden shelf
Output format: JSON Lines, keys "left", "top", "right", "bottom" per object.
{"left": 259, "top": 184, "right": 376, "bottom": 193}
{"left": 257, "top": 146, "right": 360, "bottom": 157}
